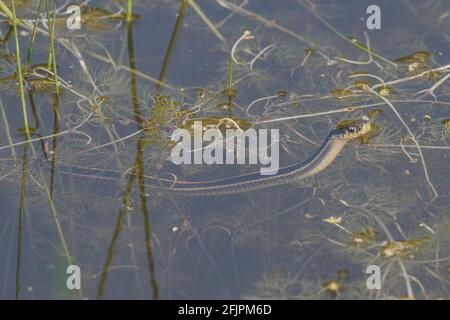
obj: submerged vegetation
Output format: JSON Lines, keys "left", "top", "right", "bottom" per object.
{"left": 0, "top": 0, "right": 450, "bottom": 299}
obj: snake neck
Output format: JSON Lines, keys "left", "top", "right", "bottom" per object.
{"left": 295, "top": 137, "right": 348, "bottom": 179}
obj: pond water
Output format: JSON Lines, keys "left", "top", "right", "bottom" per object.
{"left": 1, "top": 0, "right": 450, "bottom": 299}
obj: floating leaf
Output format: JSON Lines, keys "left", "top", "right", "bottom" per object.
{"left": 321, "top": 280, "right": 342, "bottom": 295}
{"left": 322, "top": 216, "right": 342, "bottom": 225}
{"left": 393, "top": 51, "right": 432, "bottom": 65}
{"left": 441, "top": 118, "right": 450, "bottom": 127}
{"left": 393, "top": 51, "right": 432, "bottom": 74}
{"left": 376, "top": 85, "right": 395, "bottom": 97}
{"left": 330, "top": 88, "right": 353, "bottom": 99}
{"left": 353, "top": 79, "right": 373, "bottom": 89}
{"left": 381, "top": 237, "right": 431, "bottom": 258}
{"left": 351, "top": 228, "right": 377, "bottom": 247}
{"left": 181, "top": 116, "right": 252, "bottom": 135}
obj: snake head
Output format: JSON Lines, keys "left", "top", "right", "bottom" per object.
{"left": 333, "top": 120, "right": 371, "bottom": 140}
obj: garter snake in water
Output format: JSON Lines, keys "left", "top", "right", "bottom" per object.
{"left": 58, "top": 120, "right": 371, "bottom": 196}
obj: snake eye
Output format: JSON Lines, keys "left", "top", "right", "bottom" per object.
{"left": 347, "top": 126, "right": 356, "bottom": 133}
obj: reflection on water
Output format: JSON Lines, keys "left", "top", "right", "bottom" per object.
{"left": 1, "top": 0, "right": 450, "bottom": 299}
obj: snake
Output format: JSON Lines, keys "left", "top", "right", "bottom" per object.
{"left": 60, "top": 120, "right": 371, "bottom": 196}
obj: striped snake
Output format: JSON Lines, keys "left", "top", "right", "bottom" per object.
{"left": 60, "top": 120, "right": 371, "bottom": 196}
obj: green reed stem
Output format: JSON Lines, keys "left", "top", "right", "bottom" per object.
{"left": 126, "top": 0, "right": 133, "bottom": 23}
{"left": 10, "top": 0, "right": 31, "bottom": 139}
{"left": 156, "top": 0, "right": 187, "bottom": 93}
{"left": 15, "top": 140, "right": 28, "bottom": 299}
{"left": 24, "top": 0, "right": 43, "bottom": 73}
{"left": 96, "top": 184, "right": 132, "bottom": 299}
{"left": 3, "top": 3, "right": 79, "bottom": 296}
{"left": 187, "top": 0, "right": 225, "bottom": 42}
{"left": 136, "top": 139, "right": 160, "bottom": 299}
{"left": 0, "top": 0, "right": 18, "bottom": 22}
{"left": 48, "top": 0, "right": 60, "bottom": 97}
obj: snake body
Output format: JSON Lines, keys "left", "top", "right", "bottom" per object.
{"left": 60, "top": 120, "right": 371, "bottom": 196}
{"left": 165, "top": 120, "right": 371, "bottom": 196}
